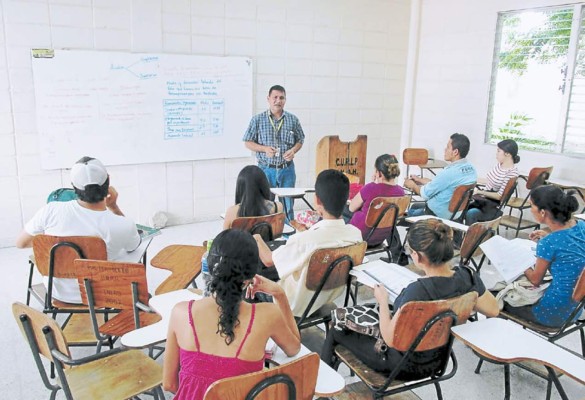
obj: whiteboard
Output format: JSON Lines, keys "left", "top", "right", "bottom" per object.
{"left": 32, "top": 50, "right": 253, "bottom": 169}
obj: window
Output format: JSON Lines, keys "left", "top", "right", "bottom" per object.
{"left": 486, "top": 4, "right": 585, "bottom": 155}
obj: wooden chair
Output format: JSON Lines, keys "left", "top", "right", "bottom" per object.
{"left": 333, "top": 292, "right": 478, "bottom": 400}
{"left": 26, "top": 235, "right": 109, "bottom": 348}
{"left": 204, "top": 353, "right": 319, "bottom": 400}
{"left": 448, "top": 183, "right": 476, "bottom": 223}
{"left": 230, "top": 213, "right": 286, "bottom": 241}
{"left": 150, "top": 245, "right": 206, "bottom": 295}
{"left": 343, "top": 172, "right": 361, "bottom": 184}
{"left": 296, "top": 242, "right": 367, "bottom": 331}
{"left": 500, "top": 166, "right": 553, "bottom": 237}
{"left": 475, "top": 267, "right": 585, "bottom": 396}
{"left": 12, "top": 302, "right": 164, "bottom": 400}
{"left": 402, "top": 148, "right": 428, "bottom": 178}
{"left": 458, "top": 217, "right": 500, "bottom": 271}
{"left": 75, "top": 259, "right": 162, "bottom": 352}
{"left": 362, "top": 195, "right": 411, "bottom": 262}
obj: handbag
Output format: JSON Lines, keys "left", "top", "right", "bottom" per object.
{"left": 494, "top": 274, "right": 552, "bottom": 310}
{"left": 332, "top": 304, "right": 388, "bottom": 354}
{"left": 470, "top": 193, "right": 499, "bottom": 213}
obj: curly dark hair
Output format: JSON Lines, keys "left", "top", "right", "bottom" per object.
{"left": 235, "top": 165, "right": 273, "bottom": 217}
{"left": 207, "top": 229, "right": 259, "bottom": 345}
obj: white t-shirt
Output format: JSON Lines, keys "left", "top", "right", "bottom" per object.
{"left": 272, "top": 219, "right": 363, "bottom": 317}
{"left": 25, "top": 200, "right": 141, "bottom": 303}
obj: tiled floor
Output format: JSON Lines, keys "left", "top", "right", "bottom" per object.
{"left": 2, "top": 220, "right": 583, "bottom": 399}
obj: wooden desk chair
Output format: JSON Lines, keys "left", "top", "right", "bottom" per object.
{"left": 343, "top": 172, "right": 361, "bottom": 184}
{"left": 75, "top": 259, "right": 162, "bottom": 353}
{"left": 296, "top": 242, "right": 367, "bottom": 331}
{"left": 458, "top": 217, "right": 500, "bottom": 271}
{"left": 363, "top": 195, "right": 411, "bottom": 263}
{"left": 204, "top": 353, "right": 319, "bottom": 400}
{"left": 448, "top": 183, "right": 476, "bottom": 223}
{"left": 230, "top": 212, "right": 286, "bottom": 241}
{"left": 12, "top": 302, "right": 164, "bottom": 400}
{"left": 333, "top": 292, "right": 478, "bottom": 400}
{"left": 26, "top": 235, "right": 110, "bottom": 349}
{"left": 500, "top": 166, "right": 553, "bottom": 237}
{"left": 150, "top": 245, "right": 206, "bottom": 295}
{"left": 402, "top": 148, "right": 428, "bottom": 178}
{"left": 476, "top": 267, "right": 585, "bottom": 396}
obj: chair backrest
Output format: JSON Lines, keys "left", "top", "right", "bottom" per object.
{"left": 204, "top": 353, "right": 319, "bottom": 400}
{"left": 402, "top": 148, "right": 428, "bottom": 166}
{"left": 230, "top": 213, "right": 286, "bottom": 241}
{"left": 459, "top": 218, "right": 501, "bottom": 265}
{"left": 498, "top": 177, "right": 518, "bottom": 210}
{"left": 32, "top": 235, "right": 107, "bottom": 279}
{"left": 74, "top": 259, "right": 150, "bottom": 309}
{"left": 305, "top": 241, "right": 367, "bottom": 292}
{"left": 526, "top": 166, "right": 553, "bottom": 190}
{"left": 386, "top": 292, "right": 478, "bottom": 352}
{"left": 448, "top": 184, "right": 476, "bottom": 219}
{"left": 12, "top": 302, "right": 70, "bottom": 363}
{"left": 572, "top": 267, "right": 585, "bottom": 303}
{"left": 364, "top": 195, "right": 411, "bottom": 229}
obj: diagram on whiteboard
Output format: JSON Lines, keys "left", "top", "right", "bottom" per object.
{"left": 31, "top": 50, "right": 252, "bottom": 169}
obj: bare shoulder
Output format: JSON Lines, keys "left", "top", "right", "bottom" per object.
{"left": 253, "top": 302, "right": 282, "bottom": 319}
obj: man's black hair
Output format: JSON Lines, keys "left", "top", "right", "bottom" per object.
{"left": 268, "top": 85, "right": 286, "bottom": 96}
{"left": 450, "top": 133, "right": 470, "bottom": 159}
{"left": 315, "top": 169, "right": 349, "bottom": 218}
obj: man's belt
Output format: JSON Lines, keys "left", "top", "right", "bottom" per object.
{"left": 262, "top": 160, "right": 292, "bottom": 169}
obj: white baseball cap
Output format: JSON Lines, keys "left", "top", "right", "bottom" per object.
{"left": 70, "top": 158, "right": 108, "bottom": 190}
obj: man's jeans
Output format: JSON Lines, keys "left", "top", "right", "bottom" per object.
{"left": 260, "top": 163, "right": 296, "bottom": 221}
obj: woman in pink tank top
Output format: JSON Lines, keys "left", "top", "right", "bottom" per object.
{"left": 163, "top": 229, "right": 301, "bottom": 399}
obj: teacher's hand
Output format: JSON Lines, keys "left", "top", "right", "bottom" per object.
{"left": 264, "top": 146, "right": 277, "bottom": 158}
{"left": 283, "top": 149, "right": 295, "bottom": 161}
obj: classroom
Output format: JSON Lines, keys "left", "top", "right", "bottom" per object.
{"left": 2, "top": 0, "right": 585, "bottom": 399}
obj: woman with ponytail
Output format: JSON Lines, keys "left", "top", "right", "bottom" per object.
{"left": 466, "top": 139, "right": 520, "bottom": 225}
{"left": 163, "top": 229, "right": 300, "bottom": 399}
{"left": 504, "top": 185, "right": 585, "bottom": 327}
{"left": 321, "top": 219, "right": 498, "bottom": 377}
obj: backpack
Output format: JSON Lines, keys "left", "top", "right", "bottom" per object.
{"left": 46, "top": 188, "right": 78, "bottom": 203}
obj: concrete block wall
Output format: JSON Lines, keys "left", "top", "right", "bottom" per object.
{"left": 0, "top": 0, "right": 411, "bottom": 248}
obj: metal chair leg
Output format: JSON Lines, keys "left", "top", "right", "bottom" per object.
{"left": 474, "top": 359, "right": 483, "bottom": 374}
{"left": 546, "top": 366, "right": 569, "bottom": 400}
{"left": 434, "top": 382, "right": 443, "bottom": 400}
{"left": 504, "top": 364, "right": 511, "bottom": 400}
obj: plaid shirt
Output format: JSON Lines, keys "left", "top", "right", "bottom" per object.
{"left": 242, "top": 110, "right": 305, "bottom": 166}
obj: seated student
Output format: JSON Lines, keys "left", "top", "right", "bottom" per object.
{"left": 254, "top": 169, "right": 363, "bottom": 317}
{"left": 223, "top": 165, "right": 283, "bottom": 230}
{"left": 163, "top": 229, "right": 300, "bottom": 399}
{"left": 342, "top": 154, "right": 405, "bottom": 257}
{"left": 503, "top": 185, "right": 585, "bottom": 327}
{"left": 321, "top": 219, "right": 499, "bottom": 377}
{"left": 404, "top": 133, "right": 477, "bottom": 219}
{"left": 15, "top": 156, "right": 140, "bottom": 303}
{"left": 466, "top": 139, "right": 520, "bottom": 225}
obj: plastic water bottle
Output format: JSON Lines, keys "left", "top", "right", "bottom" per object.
{"left": 201, "top": 239, "right": 213, "bottom": 296}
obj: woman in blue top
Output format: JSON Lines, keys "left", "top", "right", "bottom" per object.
{"left": 504, "top": 185, "right": 585, "bottom": 327}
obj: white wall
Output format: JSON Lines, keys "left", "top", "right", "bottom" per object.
{"left": 0, "top": 0, "right": 411, "bottom": 248}
{"left": 409, "top": 0, "right": 585, "bottom": 179}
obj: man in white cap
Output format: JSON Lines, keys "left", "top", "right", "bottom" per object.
{"left": 16, "top": 156, "right": 141, "bottom": 303}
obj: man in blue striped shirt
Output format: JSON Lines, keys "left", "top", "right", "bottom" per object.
{"left": 243, "top": 85, "right": 305, "bottom": 220}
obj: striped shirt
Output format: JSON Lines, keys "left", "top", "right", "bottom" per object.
{"left": 484, "top": 163, "right": 519, "bottom": 196}
{"left": 242, "top": 110, "right": 305, "bottom": 166}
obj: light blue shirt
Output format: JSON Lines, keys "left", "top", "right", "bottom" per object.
{"left": 420, "top": 158, "right": 477, "bottom": 219}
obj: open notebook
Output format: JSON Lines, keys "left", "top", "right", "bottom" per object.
{"left": 480, "top": 236, "right": 536, "bottom": 283}
{"left": 351, "top": 260, "right": 419, "bottom": 302}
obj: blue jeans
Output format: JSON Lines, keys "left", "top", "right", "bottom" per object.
{"left": 260, "top": 163, "right": 296, "bottom": 221}
{"left": 407, "top": 202, "right": 428, "bottom": 217}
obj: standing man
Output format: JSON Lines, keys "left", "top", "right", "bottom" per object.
{"left": 404, "top": 133, "right": 477, "bottom": 219}
{"left": 243, "top": 85, "right": 305, "bottom": 221}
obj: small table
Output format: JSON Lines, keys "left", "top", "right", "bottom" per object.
{"left": 452, "top": 318, "right": 585, "bottom": 400}
{"left": 270, "top": 187, "right": 315, "bottom": 219}
{"left": 419, "top": 159, "right": 447, "bottom": 177}
{"left": 121, "top": 289, "right": 346, "bottom": 397}
{"left": 119, "top": 236, "right": 153, "bottom": 266}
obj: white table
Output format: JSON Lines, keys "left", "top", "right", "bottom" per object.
{"left": 575, "top": 213, "right": 585, "bottom": 221}
{"left": 121, "top": 289, "right": 346, "bottom": 397}
{"left": 350, "top": 260, "right": 418, "bottom": 303}
{"left": 452, "top": 318, "right": 585, "bottom": 399}
{"left": 270, "top": 187, "right": 316, "bottom": 218}
{"left": 118, "top": 236, "right": 153, "bottom": 265}
{"left": 405, "top": 214, "right": 469, "bottom": 232}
